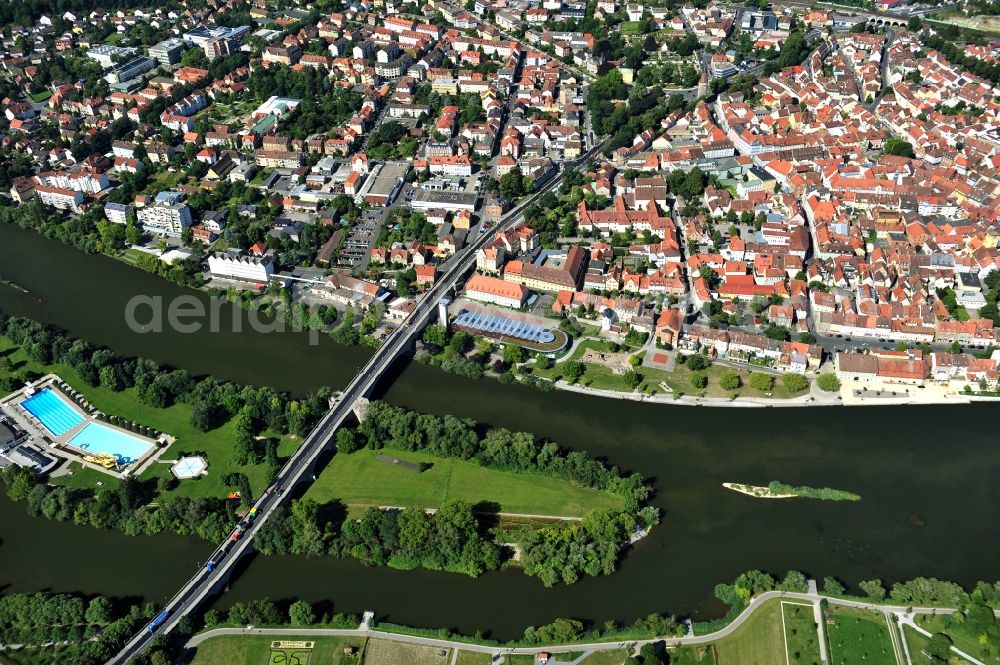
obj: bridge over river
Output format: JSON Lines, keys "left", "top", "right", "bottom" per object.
{"left": 107, "top": 143, "right": 604, "bottom": 664}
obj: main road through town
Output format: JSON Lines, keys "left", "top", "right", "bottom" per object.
{"left": 107, "top": 141, "right": 606, "bottom": 665}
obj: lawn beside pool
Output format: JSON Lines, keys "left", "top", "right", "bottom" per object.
{"left": 304, "top": 448, "right": 625, "bottom": 518}
{"left": 0, "top": 336, "right": 297, "bottom": 500}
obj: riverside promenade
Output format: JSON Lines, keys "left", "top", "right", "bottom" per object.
{"left": 184, "top": 589, "right": 994, "bottom": 665}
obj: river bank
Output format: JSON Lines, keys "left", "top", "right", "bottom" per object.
{"left": 3, "top": 222, "right": 1000, "bottom": 640}
{"left": 181, "top": 589, "right": 976, "bottom": 657}
{"left": 551, "top": 378, "right": 839, "bottom": 407}
{"left": 3, "top": 222, "right": 994, "bottom": 411}
{"left": 551, "top": 374, "right": 1000, "bottom": 408}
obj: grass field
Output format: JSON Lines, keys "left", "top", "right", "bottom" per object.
{"left": 903, "top": 625, "right": 937, "bottom": 663}
{"left": 119, "top": 248, "right": 152, "bottom": 265}
{"left": 188, "top": 635, "right": 365, "bottom": 665}
{"left": 668, "top": 645, "right": 716, "bottom": 664}
{"left": 578, "top": 650, "right": 629, "bottom": 664}
{"left": 267, "top": 648, "right": 311, "bottom": 665}
{"left": 533, "top": 339, "right": 673, "bottom": 393}
{"left": 927, "top": 12, "right": 1000, "bottom": 37}
{"left": 0, "top": 336, "right": 297, "bottom": 501}
{"left": 712, "top": 599, "right": 786, "bottom": 665}
{"left": 305, "top": 448, "right": 624, "bottom": 518}
{"left": 782, "top": 602, "right": 822, "bottom": 665}
{"left": 454, "top": 651, "right": 493, "bottom": 665}
{"left": 620, "top": 20, "right": 647, "bottom": 35}
{"left": 149, "top": 169, "right": 187, "bottom": 191}
{"left": 825, "top": 606, "right": 897, "bottom": 665}
{"left": 362, "top": 640, "right": 450, "bottom": 665}
{"left": 504, "top": 656, "right": 537, "bottom": 665}
{"left": 915, "top": 614, "right": 1000, "bottom": 663}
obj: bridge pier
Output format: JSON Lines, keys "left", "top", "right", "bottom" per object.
{"left": 200, "top": 542, "right": 256, "bottom": 602}
{"left": 352, "top": 397, "right": 370, "bottom": 422}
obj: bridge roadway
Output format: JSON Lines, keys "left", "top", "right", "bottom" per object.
{"left": 107, "top": 142, "right": 605, "bottom": 665}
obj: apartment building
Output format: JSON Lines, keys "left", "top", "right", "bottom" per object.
{"left": 208, "top": 252, "right": 275, "bottom": 283}
{"left": 464, "top": 274, "right": 529, "bottom": 308}
{"left": 104, "top": 202, "right": 133, "bottom": 224}
{"left": 35, "top": 185, "right": 85, "bottom": 212}
{"left": 137, "top": 201, "right": 193, "bottom": 236}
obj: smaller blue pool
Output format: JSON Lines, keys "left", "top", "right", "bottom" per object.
{"left": 21, "top": 388, "right": 84, "bottom": 436}
{"left": 69, "top": 423, "right": 154, "bottom": 465}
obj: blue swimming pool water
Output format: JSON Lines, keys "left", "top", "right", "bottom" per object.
{"left": 69, "top": 423, "right": 153, "bottom": 464}
{"left": 21, "top": 389, "right": 84, "bottom": 436}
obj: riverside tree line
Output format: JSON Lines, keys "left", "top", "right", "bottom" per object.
{"left": 0, "top": 591, "right": 158, "bottom": 664}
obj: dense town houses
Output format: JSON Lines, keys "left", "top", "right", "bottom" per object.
{"left": 3, "top": 0, "right": 1000, "bottom": 400}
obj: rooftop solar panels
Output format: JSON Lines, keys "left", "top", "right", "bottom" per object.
{"left": 453, "top": 310, "right": 556, "bottom": 344}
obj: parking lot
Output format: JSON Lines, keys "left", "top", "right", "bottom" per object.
{"left": 337, "top": 210, "right": 382, "bottom": 271}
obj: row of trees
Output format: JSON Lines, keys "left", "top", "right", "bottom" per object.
{"left": 0, "top": 592, "right": 114, "bottom": 645}
{"left": 254, "top": 497, "right": 503, "bottom": 577}
{"left": 922, "top": 26, "right": 1000, "bottom": 86}
{"left": 517, "top": 508, "right": 646, "bottom": 587}
{"left": 203, "top": 598, "right": 359, "bottom": 630}
{"left": 337, "top": 501, "right": 503, "bottom": 577}
{"left": 417, "top": 327, "right": 554, "bottom": 391}
{"left": 0, "top": 591, "right": 156, "bottom": 664}
{"left": 0, "top": 314, "right": 329, "bottom": 443}
{"left": 714, "top": 569, "right": 1000, "bottom": 612}
{"left": 345, "top": 400, "right": 652, "bottom": 509}
{"left": 3, "top": 465, "right": 237, "bottom": 542}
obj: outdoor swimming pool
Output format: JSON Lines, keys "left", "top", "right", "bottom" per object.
{"left": 68, "top": 423, "right": 153, "bottom": 464}
{"left": 20, "top": 388, "right": 83, "bottom": 436}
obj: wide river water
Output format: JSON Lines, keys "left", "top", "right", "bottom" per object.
{"left": 1, "top": 224, "right": 998, "bottom": 640}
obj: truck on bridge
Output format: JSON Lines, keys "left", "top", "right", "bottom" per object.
{"left": 205, "top": 546, "right": 229, "bottom": 572}
{"left": 146, "top": 610, "right": 170, "bottom": 635}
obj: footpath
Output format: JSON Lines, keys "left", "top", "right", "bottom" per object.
{"left": 552, "top": 379, "right": 842, "bottom": 407}
{"left": 182, "top": 590, "right": 989, "bottom": 663}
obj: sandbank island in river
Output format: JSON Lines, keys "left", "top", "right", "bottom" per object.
{"left": 723, "top": 481, "right": 861, "bottom": 502}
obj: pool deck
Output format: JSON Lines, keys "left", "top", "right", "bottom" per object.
{"left": 0, "top": 374, "right": 172, "bottom": 479}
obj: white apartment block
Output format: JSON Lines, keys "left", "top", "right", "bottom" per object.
{"left": 36, "top": 185, "right": 85, "bottom": 212}
{"left": 36, "top": 170, "right": 109, "bottom": 195}
{"left": 104, "top": 202, "right": 133, "bottom": 224}
{"left": 208, "top": 253, "right": 275, "bottom": 283}
{"left": 137, "top": 202, "right": 193, "bottom": 236}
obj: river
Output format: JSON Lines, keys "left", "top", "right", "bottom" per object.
{"left": 1, "top": 224, "right": 999, "bottom": 640}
